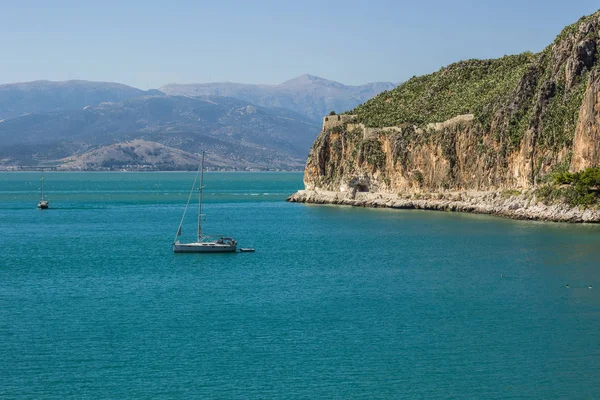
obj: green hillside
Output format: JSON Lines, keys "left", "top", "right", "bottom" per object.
{"left": 353, "top": 53, "right": 534, "bottom": 127}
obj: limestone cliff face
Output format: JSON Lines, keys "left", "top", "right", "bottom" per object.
{"left": 572, "top": 69, "right": 600, "bottom": 170}
{"left": 303, "top": 12, "right": 600, "bottom": 196}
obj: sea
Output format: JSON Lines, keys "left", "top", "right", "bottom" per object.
{"left": 1, "top": 172, "right": 599, "bottom": 399}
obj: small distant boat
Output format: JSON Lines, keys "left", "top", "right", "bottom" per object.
{"left": 173, "top": 152, "right": 237, "bottom": 253}
{"left": 239, "top": 248, "right": 255, "bottom": 252}
{"left": 37, "top": 172, "right": 49, "bottom": 209}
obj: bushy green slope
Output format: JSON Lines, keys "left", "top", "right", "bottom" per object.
{"left": 352, "top": 53, "right": 534, "bottom": 128}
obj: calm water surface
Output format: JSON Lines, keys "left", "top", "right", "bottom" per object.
{"left": 1, "top": 172, "right": 599, "bottom": 399}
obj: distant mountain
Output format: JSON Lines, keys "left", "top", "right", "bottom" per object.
{"left": 0, "top": 95, "right": 318, "bottom": 170}
{"left": 159, "top": 74, "right": 396, "bottom": 122}
{"left": 59, "top": 140, "right": 202, "bottom": 170}
{"left": 0, "top": 80, "right": 161, "bottom": 120}
{"left": 0, "top": 75, "right": 395, "bottom": 169}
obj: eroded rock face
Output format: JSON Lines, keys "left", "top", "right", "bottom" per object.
{"left": 572, "top": 70, "right": 600, "bottom": 171}
{"left": 301, "top": 12, "right": 600, "bottom": 199}
{"left": 565, "top": 39, "right": 596, "bottom": 90}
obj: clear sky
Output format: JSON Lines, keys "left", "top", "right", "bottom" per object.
{"left": 1, "top": 0, "right": 598, "bottom": 89}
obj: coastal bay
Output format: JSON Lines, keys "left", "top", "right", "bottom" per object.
{"left": 1, "top": 172, "right": 599, "bottom": 398}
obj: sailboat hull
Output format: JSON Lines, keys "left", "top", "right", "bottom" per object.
{"left": 37, "top": 201, "right": 49, "bottom": 209}
{"left": 173, "top": 242, "right": 237, "bottom": 253}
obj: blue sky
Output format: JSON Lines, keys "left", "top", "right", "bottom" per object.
{"left": 1, "top": 0, "right": 598, "bottom": 88}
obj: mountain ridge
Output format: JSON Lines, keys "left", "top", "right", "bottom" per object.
{"left": 159, "top": 75, "right": 396, "bottom": 122}
{"left": 0, "top": 74, "right": 394, "bottom": 169}
{"left": 0, "top": 80, "right": 162, "bottom": 120}
{"left": 0, "top": 74, "right": 395, "bottom": 124}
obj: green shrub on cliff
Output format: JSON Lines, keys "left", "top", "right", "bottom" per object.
{"left": 554, "top": 166, "right": 600, "bottom": 187}
{"left": 536, "top": 166, "right": 600, "bottom": 207}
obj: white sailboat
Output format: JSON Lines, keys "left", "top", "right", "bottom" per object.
{"left": 173, "top": 152, "right": 237, "bottom": 253}
{"left": 37, "top": 172, "right": 49, "bottom": 209}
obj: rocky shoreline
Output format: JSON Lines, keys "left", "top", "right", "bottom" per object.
{"left": 287, "top": 190, "right": 600, "bottom": 223}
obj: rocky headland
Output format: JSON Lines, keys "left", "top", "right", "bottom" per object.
{"left": 288, "top": 11, "right": 600, "bottom": 223}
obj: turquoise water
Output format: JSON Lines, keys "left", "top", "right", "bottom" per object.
{"left": 1, "top": 172, "right": 600, "bottom": 399}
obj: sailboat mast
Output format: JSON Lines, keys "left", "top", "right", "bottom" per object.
{"left": 40, "top": 173, "right": 44, "bottom": 200}
{"left": 198, "top": 152, "right": 205, "bottom": 242}
{"left": 174, "top": 163, "right": 202, "bottom": 243}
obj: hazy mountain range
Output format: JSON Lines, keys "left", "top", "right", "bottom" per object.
{"left": 0, "top": 75, "right": 395, "bottom": 170}
{"left": 0, "top": 80, "right": 162, "bottom": 120}
{"left": 160, "top": 74, "right": 396, "bottom": 122}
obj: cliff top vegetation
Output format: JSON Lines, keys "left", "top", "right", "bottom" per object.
{"left": 352, "top": 53, "right": 534, "bottom": 127}
{"left": 350, "top": 10, "right": 600, "bottom": 152}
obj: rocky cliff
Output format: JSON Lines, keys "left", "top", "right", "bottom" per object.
{"left": 289, "top": 11, "right": 600, "bottom": 222}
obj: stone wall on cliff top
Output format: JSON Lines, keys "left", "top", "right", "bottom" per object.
{"left": 322, "top": 114, "right": 356, "bottom": 130}
{"left": 303, "top": 12, "right": 600, "bottom": 196}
